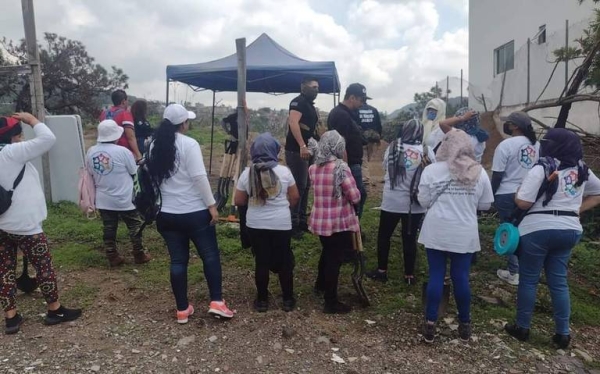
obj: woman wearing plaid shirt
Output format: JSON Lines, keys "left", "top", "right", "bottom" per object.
{"left": 309, "top": 130, "right": 361, "bottom": 314}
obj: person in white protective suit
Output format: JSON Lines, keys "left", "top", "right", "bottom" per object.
{"left": 422, "top": 98, "right": 447, "bottom": 163}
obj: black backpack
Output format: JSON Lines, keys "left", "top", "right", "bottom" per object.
{"left": 132, "top": 155, "right": 162, "bottom": 227}
{"left": 0, "top": 145, "right": 26, "bottom": 216}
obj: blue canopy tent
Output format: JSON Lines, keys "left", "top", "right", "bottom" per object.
{"left": 165, "top": 33, "right": 341, "bottom": 173}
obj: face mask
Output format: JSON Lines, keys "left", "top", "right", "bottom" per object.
{"left": 301, "top": 85, "right": 318, "bottom": 101}
{"left": 426, "top": 109, "right": 437, "bottom": 121}
{"left": 503, "top": 123, "right": 513, "bottom": 136}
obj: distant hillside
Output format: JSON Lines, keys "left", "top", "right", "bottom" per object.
{"left": 388, "top": 96, "right": 466, "bottom": 120}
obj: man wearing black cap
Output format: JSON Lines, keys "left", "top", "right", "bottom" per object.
{"left": 358, "top": 100, "right": 382, "bottom": 184}
{"left": 327, "top": 83, "right": 369, "bottom": 218}
{"left": 285, "top": 77, "right": 320, "bottom": 238}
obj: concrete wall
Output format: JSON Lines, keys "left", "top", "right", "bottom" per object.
{"left": 469, "top": 0, "right": 600, "bottom": 134}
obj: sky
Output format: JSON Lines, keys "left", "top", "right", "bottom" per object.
{"left": 0, "top": 0, "right": 468, "bottom": 114}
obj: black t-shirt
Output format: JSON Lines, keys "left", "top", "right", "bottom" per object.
{"left": 327, "top": 104, "right": 364, "bottom": 165}
{"left": 285, "top": 94, "right": 319, "bottom": 152}
{"left": 357, "top": 104, "right": 382, "bottom": 134}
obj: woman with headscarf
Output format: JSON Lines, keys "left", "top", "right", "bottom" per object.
{"left": 492, "top": 112, "right": 540, "bottom": 286}
{"left": 309, "top": 130, "right": 361, "bottom": 314}
{"left": 234, "top": 133, "right": 300, "bottom": 313}
{"left": 439, "top": 107, "right": 487, "bottom": 163}
{"left": 366, "top": 119, "right": 425, "bottom": 285}
{"left": 418, "top": 130, "right": 494, "bottom": 344}
{"left": 422, "top": 98, "right": 446, "bottom": 162}
{"left": 504, "top": 129, "right": 600, "bottom": 349}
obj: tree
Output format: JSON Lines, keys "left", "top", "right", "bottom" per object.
{"left": 0, "top": 33, "right": 128, "bottom": 119}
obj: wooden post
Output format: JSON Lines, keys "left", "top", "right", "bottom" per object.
{"left": 236, "top": 38, "right": 247, "bottom": 181}
{"left": 22, "top": 0, "right": 51, "bottom": 201}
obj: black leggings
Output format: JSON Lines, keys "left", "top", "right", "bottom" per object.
{"left": 377, "top": 210, "right": 424, "bottom": 276}
{"left": 247, "top": 228, "right": 294, "bottom": 301}
{"left": 316, "top": 232, "right": 353, "bottom": 305}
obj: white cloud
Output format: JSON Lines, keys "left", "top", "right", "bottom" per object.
{"left": 0, "top": 0, "right": 468, "bottom": 113}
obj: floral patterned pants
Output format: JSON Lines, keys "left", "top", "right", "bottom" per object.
{"left": 0, "top": 230, "right": 58, "bottom": 312}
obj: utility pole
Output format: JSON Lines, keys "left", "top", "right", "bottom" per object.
{"left": 22, "top": 0, "right": 52, "bottom": 201}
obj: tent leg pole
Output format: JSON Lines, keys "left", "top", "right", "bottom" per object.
{"left": 209, "top": 90, "right": 215, "bottom": 175}
{"left": 166, "top": 79, "right": 169, "bottom": 104}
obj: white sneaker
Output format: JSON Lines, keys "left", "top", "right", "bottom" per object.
{"left": 497, "top": 269, "right": 519, "bottom": 286}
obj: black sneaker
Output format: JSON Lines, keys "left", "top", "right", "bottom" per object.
{"left": 253, "top": 299, "right": 268, "bottom": 313}
{"left": 282, "top": 298, "right": 296, "bottom": 312}
{"left": 552, "top": 333, "right": 571, "bottom": 349}
{"left": 44, "top": 306, "right": 82, "bottom": 326}
{"left": 458, "top": 322, "right": 472, "bottom": 342}
{"left": 423, "top": 322, "right": 436, "bottom": 344}
{"left": 404, "top": 275, "right": 416, "bottom": 286}
{"left": 504, "top": 323, "right": 530, "bottom": 342}
{"left": 366, "top": 269, "right": 388, "bottom": 283}
{"left": 5, "top": 314, "right": 24, "bottom": 335}
{"left": 323, "top": 301, "right": 352, "bottom": 314}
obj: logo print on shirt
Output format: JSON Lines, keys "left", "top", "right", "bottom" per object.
{"left": 518, "top": 144, "right": 537, "bottom": 169}
{"left": 404, "top": 149, "right": 422, "bottom": 171}
{"left": 91, "top": 152, "right": 113, "bottom": 175}
{"left": 563, "top": 170, "right": 581, "bottom": 198}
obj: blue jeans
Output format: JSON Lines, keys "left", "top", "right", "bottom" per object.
{"left": 495, "top": 193, "right": 519, "bottom": 274}
{"left": 285, "top": 150, "right": 310, "bottom": 230}
{"left": 156, "top": 210, "right": 223, "bottom": 311}
{"left": 349, "top": 164, "right": 367, "bottom": 219}
{"left": 426, "top": 248, "right": 473, "bottom": 323}
{"left": 517, "top": 229, "right": 581, "bottom": 335}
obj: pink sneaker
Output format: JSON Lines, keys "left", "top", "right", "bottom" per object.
{"left": 176, "top": 304, "right": 194, "bottom": 324}
{"left": 208, "top": 300, "right": 234, "bottom": 319}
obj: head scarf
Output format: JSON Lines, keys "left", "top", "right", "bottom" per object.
{"left": 454, "top": 107, "right": 489, "bottom": 143}
{"left": 315, "top": 130, "right": 346, "bottom": 199}
{"left": 436, "top": 129, "right": 482, "bottom": 186}
{"left": 422, "top": 98, "right": 447, "bottom": 144}
{"left": 537, "top": 128, "right": 589, "bottom": 206}
{"left": 388, "top": 119, "right": 424, "bottom": 189}
{"left": 248, "top": 132, "right": 281, "bottom": 205}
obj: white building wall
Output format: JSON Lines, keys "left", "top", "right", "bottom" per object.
{"left": 469, "top": 0, "right": 600, "bottom": 134}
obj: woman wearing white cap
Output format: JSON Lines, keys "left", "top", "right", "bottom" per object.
{"left": 86, "top": 120, "right": 152, "bottom": 267}
{"left": 146, "top": 104, "right": 234, "bottom": 323}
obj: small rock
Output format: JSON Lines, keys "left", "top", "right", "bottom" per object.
{"left": 316, "top": 336, "right": 330, "bottom": 345}
{"left": 365, "top": 320, "right": 376, "bottom": 325}
{"left": 132, "top": 349, "right": 141, "bottom": 354}
{"left": 557, "top": 349, "right": 566, "bottom": 356}
{"left": 443, "top": 317, "right": 455, "bottom": 325}
{"left": 273, "top": 342, "right": 282, "bottom": 351}
{"left": 348, "top": 357, "right": 358, "bottom": 363}
{"left": 332, "top": 354, "right": 345, "bottom": 364}
{"left": 282, "top": 327, "right": 296, "bottom": 339}
{"left": 478, "top": 296, "right": 501, "bottom": 305}
{"left": 449, "top": 324, "right": 459, "bottom": 331}
{"left": 178, "top": 336, "right": 196, "bottom": 347}
{"left": 161, "top": 354, "right": 168, "bottom": 360}
{"left": 90, "top": 365, "right": 100, "bottom": 372}
{"left": 574, "top": 349, "right": 593, "bottom": 363}
{"left": 332, "top": 348, "right": 340, "bottom": 352}
{"left": 256, "top": 356, "right": 263, "bottom": 364}
{"left": 361, "top": 356, "right": 370, "bottom": 361}
{"left": 208, "top": 336, "right": 218, "bottom": 343}
{"left": 285, "top": 349, "right": 295, "bottom": 354}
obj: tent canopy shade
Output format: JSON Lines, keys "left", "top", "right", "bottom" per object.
{"left": 166, "top": 33, "right": 340, "bottom": 94}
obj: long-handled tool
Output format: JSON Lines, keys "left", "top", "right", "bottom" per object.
{"left": 16, "top": 256, "right": 37, "bottom": 294}
{"left": 351, "top": 228, "right": 370, "bottom": 306}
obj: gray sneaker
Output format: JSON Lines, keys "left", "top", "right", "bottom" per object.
{"left": 423, "top": 322, "right": 436, "bottom": 344}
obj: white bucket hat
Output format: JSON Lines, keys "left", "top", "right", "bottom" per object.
{"left": 97, "top": 120, "right": 124, "bottom": 142}
{"left": 163, "top": 104, "right": 196, "bottom": 125}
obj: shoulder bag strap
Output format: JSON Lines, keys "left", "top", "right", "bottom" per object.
{"left": 428, "top": 180, "right": 452, "bottom": 210}
{"left": 12, "top": 165, "right": 26, "bottom": 191}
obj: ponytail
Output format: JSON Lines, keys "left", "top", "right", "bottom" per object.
{"left": 148, "top": 119, "right": 183, "bottom": 186}
{"left": 524, "top": 126, "right": 537, "bottom": 145}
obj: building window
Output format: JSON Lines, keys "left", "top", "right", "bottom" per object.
{"left": 538, "top": 25, "right": 547, "bottom": 44}
{"left": 494, "top": 40, "right": 514, "bottom": 75}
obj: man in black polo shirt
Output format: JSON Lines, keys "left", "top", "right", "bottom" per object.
{"left": 285, "top": 77, "right": 320, "bottom": 238}
{"left": 327, "top": 83, "right": 369, "bottom": 218}
{"left": 358, "top": 100, "right": 382, "bottom": 184}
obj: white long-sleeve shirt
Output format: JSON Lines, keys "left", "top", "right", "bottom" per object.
{"left": 0, "top": 123, "right": 56, "bottom": 235}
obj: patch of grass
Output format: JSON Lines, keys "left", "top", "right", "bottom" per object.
{"left": 61, "top": 282, "right": 99, "bottom": 309}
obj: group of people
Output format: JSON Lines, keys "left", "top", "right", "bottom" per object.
{"left": 1, "top": 80, "right": 599, "bottom": 352}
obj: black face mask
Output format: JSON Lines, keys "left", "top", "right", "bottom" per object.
{"left": 301, "top": 86, "right": 318, "bottom": 101}
{"left": 503, "top": 122, "right": 513, "bottom": 136}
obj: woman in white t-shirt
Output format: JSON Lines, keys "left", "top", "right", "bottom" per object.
{"left": 418, "top": 130, "right": 494, "bottom": 344}
{"left": 504, "top": 129, "right": 600, "bottom": 349}
{"left": 491, "top": 112, "right": 539, "bottom": 286}
{"left": 366, "top": 119, "right": 426, "bottom": 285}
{"left": 86, "top": 120, "right": 151, "bottom": 267}
{"left": 147, "top": 104, "right": 233, "bottom": 324}
{"left": 234, "top": 133, "right": 299, "bottom": 313}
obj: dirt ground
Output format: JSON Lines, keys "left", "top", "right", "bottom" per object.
{"left": 3, "top": 125, "right": 598, "bottom": 373}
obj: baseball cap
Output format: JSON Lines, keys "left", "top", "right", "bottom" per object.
{"left": 501, "top": 111, "right": 532, "bottom": 130}
{"left": 345, "top": 83, "right": 372, "bottom": 100}
{"left": 97, "top": 120, "right": 124, "bottom": 142}
{"left": 0, "top": 116, "right": 21, "bottom": 136}
{"left": 163, "top": 104, "right": 197, "bottom": 125}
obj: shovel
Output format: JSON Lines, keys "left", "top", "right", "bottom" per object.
{"left": 351, "top": 228, "right": 370, "bottom": 307}
{"left": 16, "top": 256, "right": 38, "bottom": 294}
